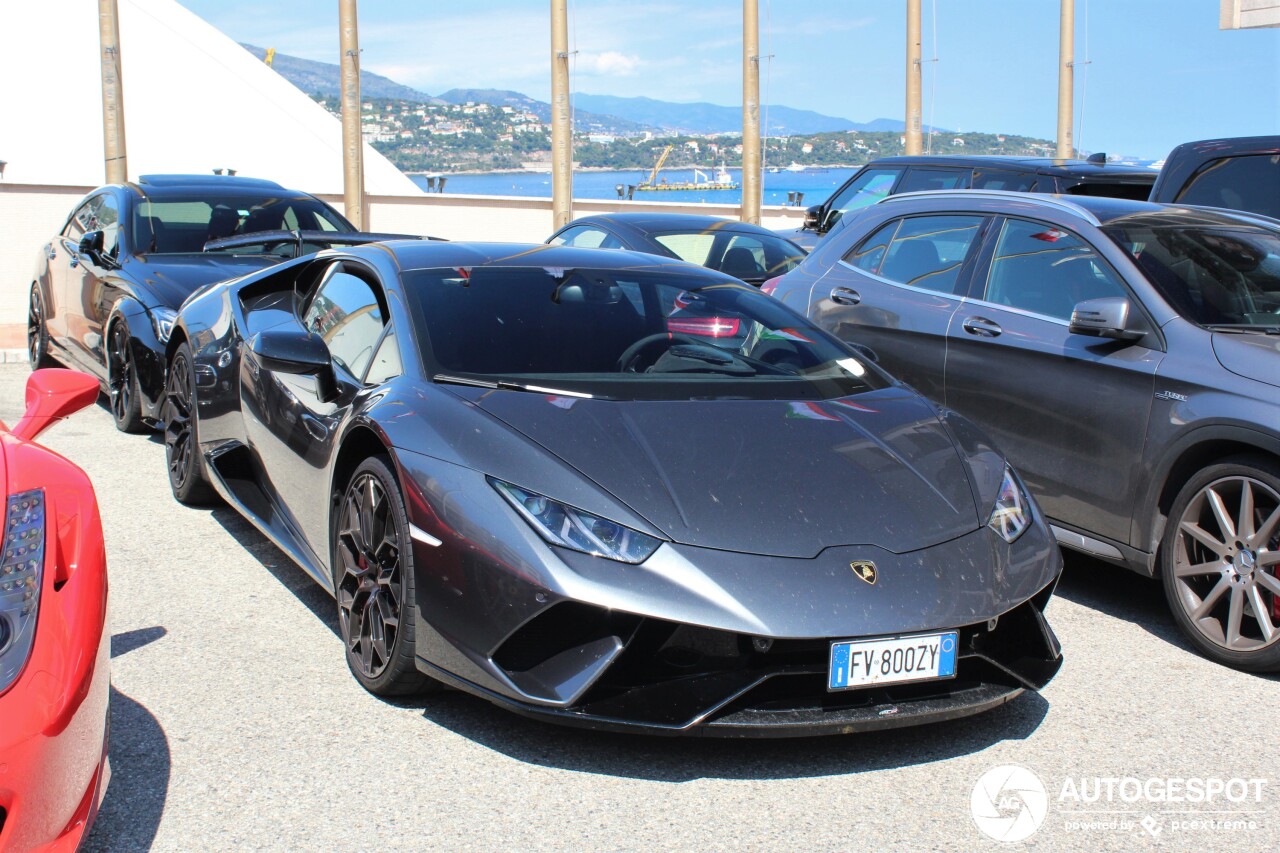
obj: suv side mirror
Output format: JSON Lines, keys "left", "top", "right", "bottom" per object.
{"left": 248, "top": 326, "right": 339, "bottom": 401}
{"left": 1069, "top": 296, "right": 1146, "bottom": 342}
{"left": 802, "top": 204, "right": 823, "bottom": 231}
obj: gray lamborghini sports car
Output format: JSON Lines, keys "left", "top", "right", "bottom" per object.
{"left": 163, "top": 241, "right": 1063, "bottom": 736}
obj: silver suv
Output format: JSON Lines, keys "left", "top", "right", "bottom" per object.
{"left": 770, "top": 190, "right": 1280, "bottom": 671}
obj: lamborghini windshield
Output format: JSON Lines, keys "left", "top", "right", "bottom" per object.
{"left": 405, "top": 266, "right": 885, "bottom": 401}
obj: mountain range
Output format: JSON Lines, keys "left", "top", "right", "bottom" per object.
{"left": 240, "top": 44, "right": 926, "bottom": 137}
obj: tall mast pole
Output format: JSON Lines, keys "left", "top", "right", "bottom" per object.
{"left": 904, "top": 0, "right": 922, "bottom": 155}
{"left": 1056, "top": 0, "right": 1075, "bottom": 159}
{"left": 550, "top": 0, "right": 573, "bottom": 229}
{"left": 98, "top": 0, "right": 128, "bottom": 184}
{"left": 339, "top": 0, "right": 365, "bottom": 228}
{"left": 741, "top": 0, "right": 761, "bottom": 225}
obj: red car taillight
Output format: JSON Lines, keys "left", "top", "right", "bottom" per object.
{"left": 666, "top": 317, "right": 741, "bottom": 337}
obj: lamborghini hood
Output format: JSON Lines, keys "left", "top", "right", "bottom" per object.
{"left": 475, "top": 386, "right": 983, "bottom": 558}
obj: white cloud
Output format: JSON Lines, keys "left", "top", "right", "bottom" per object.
{"left": 575, "top": 51, "right": 641, "bottom": 77}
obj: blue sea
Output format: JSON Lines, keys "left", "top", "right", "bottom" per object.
{"left": 409, "top": 167, "right": 858, "bottom": 207}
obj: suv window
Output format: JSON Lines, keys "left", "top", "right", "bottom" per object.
{"left": 982, "top": 218, "right": 1128, "bottom": 320}
{"left": 846, "top": 215, "right": 984, "bottom": 294}
{"left": 825, "top": 168, "right": 900, "bottom": 229}
{"left": 898, "top": 168, "right": 970, "bottom": 193}
{"left": 971, "top": 170, "right": 1036, "bottom": 192}
{"left": 303, "top": 267, "right": 386, "bottom": 379}
{"left": 1174, "top": 154, "right": 1280, "bottom": 220}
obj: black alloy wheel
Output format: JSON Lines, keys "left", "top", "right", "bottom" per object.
{"left": 28, "top": 284, "right": 56, "bottom": 369}
{"left": 1162, "top": 456, "right": 1280, "bottom": 672}
{"left": 334, "top": 456, "right": 434, "bottom": 696}
{"left": 162, "top": 342, "right": 217, "bottom": 505}
{"left": 107, "top": 321, "right": 145, "bottom": 432}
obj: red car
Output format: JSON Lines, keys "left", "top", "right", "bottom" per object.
{"left": 0, "top": 369, "right": 109, "bottom": 852}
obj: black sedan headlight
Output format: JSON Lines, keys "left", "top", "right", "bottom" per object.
{"left": 150, "top": 306, "right": 178, "bottom": 344}
{"left": 0, "top": 490, "right": 46, "bottom": 693}
{"left": 988, "top": 466, "right": 1031, "bottom": 544}
{"left": 491, "top": 479, "right": 662, "bottom": 564}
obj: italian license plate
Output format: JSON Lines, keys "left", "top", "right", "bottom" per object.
{"left": 828, "top": 631, "right": 958, "bottom": 690}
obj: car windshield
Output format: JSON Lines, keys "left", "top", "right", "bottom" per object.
{"left": 1102, "top": 224, "right": 1280, "bottom": 328}
{"left": 406, "top": 266, "right": 886, "bottom": 401}
{"left": 650, "top": 230, "right": 806, "bottom": 281}
{"left": 133, "top": 194, "right": 350, "bottom": 254}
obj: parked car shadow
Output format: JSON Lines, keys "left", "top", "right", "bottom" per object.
{"left": 84, "top": 627, "right": 171, "bottom": 852}
{"left": 1053, "top": 551, "right": 1192, "bottom": 652}
{"left": 210, "top": 506, "right": 340, "bottom": 638}
{"left": 410, "top": 686, "right": 1049, "bottom": 782}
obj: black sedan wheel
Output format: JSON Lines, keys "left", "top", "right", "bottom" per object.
{"left": 334, "top": 457, "right": 435, "bottom": 697}
{"left": 1162, "top": 456, "right": 1280, "bottom": 672}
{"left": 162, "top": 342, "right": 217, "bottom": 505}
{"left": 107, "top": 321, "right": 146, "bottom": 433}
{"left": 28, "top": 284, "right": 56, "bottom": 369}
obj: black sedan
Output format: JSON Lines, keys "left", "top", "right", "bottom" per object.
{"left": 162, "top": 240, "right": 1062, "bottom": 736}
{"left": 27, "top": 173, "right": 411, "bottom": 433}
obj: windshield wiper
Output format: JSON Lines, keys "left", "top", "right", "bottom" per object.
{"left": 1205, "top": 324, "right": 1280, "bottom": 335}
{"left": 432, "top": 374, "right": 600, "bottom": 399}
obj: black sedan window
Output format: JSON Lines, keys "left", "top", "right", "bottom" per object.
{"left": 1103, "top": 225, "right": 1280, "bottom": 327}
{"left": 133, "top": 195, "right": 349, "bottom": 254}
{"left": 406, "top": 266, "right": 884, "bottom": 401}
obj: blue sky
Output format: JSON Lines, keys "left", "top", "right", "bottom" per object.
{"left": 176, "top": 0, "right": 1278, "bottom": 159}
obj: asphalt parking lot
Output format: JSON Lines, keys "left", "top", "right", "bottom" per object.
{"left": 6, "top": 363, "right": 1278, "bottom": 853}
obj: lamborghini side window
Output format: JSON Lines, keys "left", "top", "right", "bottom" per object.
{"left": 363, "top": 329, "right": 402, "bottom": 385}
{"left": 303, "top": 267, "right": 386, "bottom": 379}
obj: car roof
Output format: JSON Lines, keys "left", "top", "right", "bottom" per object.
{"left": 560, "top": 212, "right": 781, "bottom": 236}
{"left": 127, "top": 173, "right": 312, "bottom": 199}
{"left": 1149, "top": 135, "right": 1280, "bottom": 204}
{"left": 878, "top": 189, "right": 1280, "bottom": 230}
{"left": 860, "top": 154, "right": 1157, "bottom": 180}
{"left": 363, "top": 240, "right": 745, "bottom": 280}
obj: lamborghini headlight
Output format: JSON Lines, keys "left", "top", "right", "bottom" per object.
{"left": 150, "top": 306, "right": 178, "bottom": 344}
{"left": 988, "top": 466, "right": 1031, "bottom": 544}
{"left": 491, "top": 479, "right": 662, "bottom": 564}
{"left": 0, "top": 490, "right": 46, "bottom": 693}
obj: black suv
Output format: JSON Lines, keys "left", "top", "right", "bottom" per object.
{"left": 787, "top": 155, "right": 1157, "bottom": 249}
{"left": 1150, "top": 135, "right": 1280, "bottom": 220}
{"left": 771, "top": 189, "right": 1280, "bottom": 671}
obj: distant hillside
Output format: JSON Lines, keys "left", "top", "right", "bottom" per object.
{"left": 241, "top": 44, "right": 443, "bottom": 103}
{"left": 574, "top": 94, "right": 859, "bottom": 136}
{"left": 435, "top": 89, "right": 653, "bottom": 135}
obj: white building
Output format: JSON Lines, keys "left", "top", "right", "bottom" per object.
{"left": 0, "top": 0, "right": 419, "bottom": 195}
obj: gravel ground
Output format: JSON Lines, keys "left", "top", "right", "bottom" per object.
{"left": 6, "top": 363, "right": 1278, "bottom": 853}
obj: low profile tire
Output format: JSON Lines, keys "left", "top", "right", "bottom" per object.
{"left": 1161, "top": 455, "right": 1280, "bottom": 672}
{"left": 28, "top": 284, "right": 56, "bottom": 370}
{"left": 334, "top": 456, "right": 436, "bottom": 697}
{"left": 162, "top": 342, "right": 218, "bottom": 506}
{"left": 107, "top": 321, "right": 146, "bottom": 433}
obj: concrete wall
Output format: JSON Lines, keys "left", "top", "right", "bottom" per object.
{"left": 0, "top": 183, "right": 810, "bottom": 346}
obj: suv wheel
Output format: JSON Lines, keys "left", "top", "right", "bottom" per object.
{"left": 1161, "top": 456, "right": 1280, "bottom": 671}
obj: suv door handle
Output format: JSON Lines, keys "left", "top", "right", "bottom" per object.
{"left": 830, "top": 287, "right": 861, "bottom": 306}
{"left": 962, "top": 316, "right": 1002, "bottom": 338}
{"left": 48, "top": 246, "right": 57, "bottom": 260}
